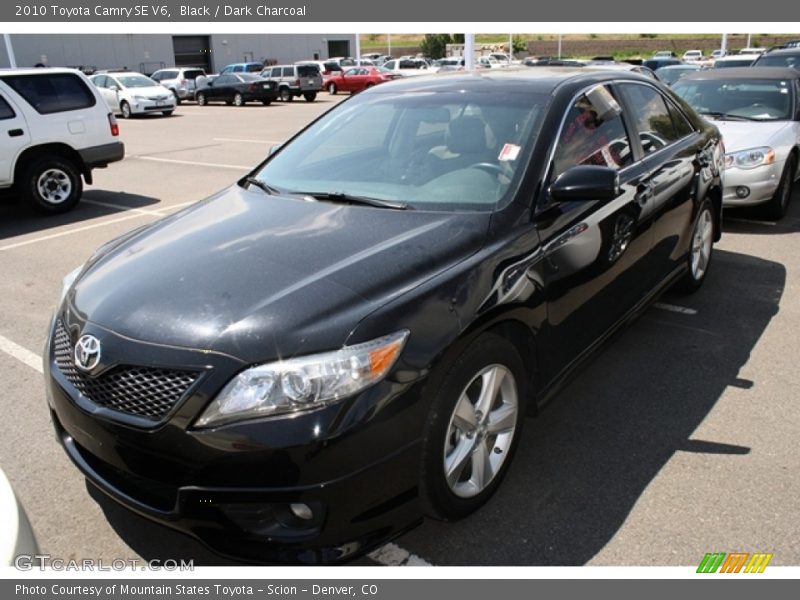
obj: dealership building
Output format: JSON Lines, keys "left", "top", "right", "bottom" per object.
{"left": 0, "top": 34, "right": 358, "bottom": 73}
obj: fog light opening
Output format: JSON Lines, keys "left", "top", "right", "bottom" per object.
{"left": 736, "top": 186, "right": 750, "bottom": 198}
{"left": 290, "top": 502, "right": 314, "bottom": 521}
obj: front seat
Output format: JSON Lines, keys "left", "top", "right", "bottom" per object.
{"left": 429, "top": 115, "right": 494, "bottom": 172}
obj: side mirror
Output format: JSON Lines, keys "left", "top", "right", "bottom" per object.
{"left": 268, "top": 143, "right": 282, "bottom": 156}
{"left": 549, "top": 165, "right": 620, "bottom": 202}
{"left": 109, "top": 85, "right": 119, "bottom": 92}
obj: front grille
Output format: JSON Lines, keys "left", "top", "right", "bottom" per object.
{"left": 53, "top": 320, "right": 199, "bottom": 421}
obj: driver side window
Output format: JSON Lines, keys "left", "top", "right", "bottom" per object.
{"left": 552, "top": 86, "right": 632, "bottom": 179}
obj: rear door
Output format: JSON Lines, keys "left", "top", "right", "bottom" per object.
{"left": 0, "top": 90, "right": 30, "bottom": 186}
{"left": 614, "top": 82, "right": 700, "bottom": 287}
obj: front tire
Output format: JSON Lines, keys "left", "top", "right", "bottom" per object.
{"left": 162, "top": 110, "right": 174, "bottom": 117}
{"left": 233, "top": 92, "right": 244, "bottom": 107}
{"left": 196, "top": 92, "right": 206, "bottom": 106}
{"left": 764, "top": 155, "right": 795, "bottom": 221}
{"left": 21, "top": 156, "right": 83, "bottom": 214}
{"left": 119, "top": 100, "right": 131, "bottom": 119}
{"left": 675, "top": 200, "right": 714, "bottom": 294}
{"left": 327, "top": 82, "right": 337, "bottom": 95}
{"left": 420, "top": 333, "right": 526, "bottom": 520}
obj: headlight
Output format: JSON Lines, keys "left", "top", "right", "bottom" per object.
{"left": 194, "top": 330, "right": 409, "bottom": 427}
{"left": 59, "top": 266, "right": 83, "bottom": 305}
{"left": 132, "top": 95, "right": 148, "bottom": 102}
{"left": 724, "top": 147, "right": 775, "bottom": 169}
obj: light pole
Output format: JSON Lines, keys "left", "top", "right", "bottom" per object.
{"left": 3, "top": 34, "right": 17, "bottom": 68}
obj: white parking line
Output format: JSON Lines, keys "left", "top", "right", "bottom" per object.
{"left": 653, "top": 302, "right": 698, "bottom": 315}
{"left": 0, "top": 334, "right": 43, "bottom": 374}
{"left": 0, "top": 212, "right": 148, "bottom": 252}
{"left": 213, "top": 137, "right": 284, "bottom": 145}
{"left": 82, "top": 198, "right": 167, "bottom": 217}
{"left": 368, "top": 543, "right": 433, "bottom": 566}
{"left": 132, "top": 156, "right": 251, "bottom": 170}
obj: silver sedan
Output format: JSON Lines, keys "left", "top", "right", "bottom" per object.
{"left": 672, "top": 67, "right": 800, "bottom": 219}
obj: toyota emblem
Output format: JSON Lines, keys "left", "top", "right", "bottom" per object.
{"left": 74, "top": 334, "right": 101, "bottom": 372}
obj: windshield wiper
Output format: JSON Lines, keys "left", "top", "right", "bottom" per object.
{"left": 243, "top": 176, "right": 282, "bottom": 196}
{"left": 699, "top": 111, "right": 757, "bottom": 121}
{"left": 298, "top": 191, "right": 410, "bottom": 210}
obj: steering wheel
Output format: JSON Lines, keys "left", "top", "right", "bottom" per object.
{"left": 468, "top": 162, "right": 504, "bottom": 175}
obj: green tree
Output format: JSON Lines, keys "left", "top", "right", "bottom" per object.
{"left": 420, "top": 34, "right": 454, "bottom": 59}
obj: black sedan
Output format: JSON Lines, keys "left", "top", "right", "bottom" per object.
{"left": 46, "top": 68, "right": 723, "bottom": 564}
{"left": 194, "top": 73, "right": 278, "bottom": 106}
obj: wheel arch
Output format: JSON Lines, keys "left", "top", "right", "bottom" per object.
{"left": 13, "top": 143, "right": 89, "bottom": 185}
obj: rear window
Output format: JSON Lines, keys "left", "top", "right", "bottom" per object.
{"left": 1, "top": 73, "right": 96, "bottom": 114}
{"left": 245, "top": 64, "right": 263, "bottom": 73}
{"left": 183, "top": 69, "right": 205, "bottom": 80}
{"left": 324, "top": 63, "right": 342, "bottom": 73}
{"left": 297, "top": 65, "right": 320, "bottom": 77}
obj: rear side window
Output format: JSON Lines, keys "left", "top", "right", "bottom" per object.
{"left": 1, "top": 73, "right": 96, "bottom": 114}
{"left": 0, "top": 94, "right": 16, "bottom": 119}
{"left": 617, "top": 84, "right": 681, "bottom": 154}
{"left": 282, "top": 67, "right": 294, "bottom": 77}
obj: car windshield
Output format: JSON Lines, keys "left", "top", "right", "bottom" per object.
{"left": 250, "top": 90, "right": 547, "bottom": 212}
{"left": 117, "top": 75, "right": 158, "bottom": 87}
{"left": 116, "top": 75, "right": 158, "bottom": 88}
{"left": 672, "top": 78, "right": 794, "bottom": 121}
{"left": 655, "top": 67, "right": 697, "bottom": 85}
{"left": 755, "top": 54, "right": 800, "bottom": 69}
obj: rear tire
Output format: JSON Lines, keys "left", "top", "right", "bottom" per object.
{"left": 419, "top": 333, "right": 527, "bottom": 521}
{"left": 303, "top": 92, "right": 317, "bottom": 102}
{"left": 764, "top": 155, "right": 795, "bottom": 221}
{"left": 279, "top": 88, "right": 293, "bottom": 102}
{"left": 261, "top": 100, "right": 272, "bottom": 106}
{"left": 675, "top": 200, "right": 714, "bottom": 294}
{"left": 171, "top": 90, "right": 181, "bottom": 105}
{"left": 21, "top": 155, "right": 83, "bottom": 214}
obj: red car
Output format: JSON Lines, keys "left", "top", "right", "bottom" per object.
{"left": 326, "top": 66, "right": 397, "bottom": 94}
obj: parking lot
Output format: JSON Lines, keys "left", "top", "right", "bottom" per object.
{"left": 1, "top": 97, "right": 799, "bottom": 567}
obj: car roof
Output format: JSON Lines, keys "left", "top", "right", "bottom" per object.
{"left": 678, "top": 66, "right": 800, "bottom": 80}
{"left": 0, "top": 67, "right": 85, "bottom": 76}
{"left": 368, "top": 67, "right": 654, "bottom": 94}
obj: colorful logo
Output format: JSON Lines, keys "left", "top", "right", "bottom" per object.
{"left": 697, "top": 552, "right": 773, "bottom": 573}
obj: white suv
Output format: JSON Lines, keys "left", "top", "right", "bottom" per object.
{"left": 0, "top": 68, "right": 124, "bottom": 213}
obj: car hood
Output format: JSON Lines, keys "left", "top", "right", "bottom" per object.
{"left": 70, "top": 186, "right": 490, "bottom": 362}
{"left": 706, "top": 119, "right": 793, "bottom": 152}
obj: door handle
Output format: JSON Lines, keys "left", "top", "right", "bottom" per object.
{"left": 636, "top": 183, "right": 654, "bottom": 204}
{"left": 8, "top": 128, "right": 24, "bottom": 137}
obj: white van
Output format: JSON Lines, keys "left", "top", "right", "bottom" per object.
{"left": 0, "top": 68, "right": 124, "bottom": 213}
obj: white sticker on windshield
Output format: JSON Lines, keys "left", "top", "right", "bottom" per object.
{"left": 498, "top": 143, "right": 521, "bottom": 161}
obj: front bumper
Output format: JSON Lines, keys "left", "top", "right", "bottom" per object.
{"left": 722, "top": 160, "right": 783, "bottom": 207}
{"left": 44, "top": 316, "right": 426, "bottom": 564}
{"left": 130, "top": 98, "right": 176, "bottom": 113}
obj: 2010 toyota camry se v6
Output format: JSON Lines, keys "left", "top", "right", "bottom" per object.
{"left": 45, "top": 68, "right": 723, "bottom": 564}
